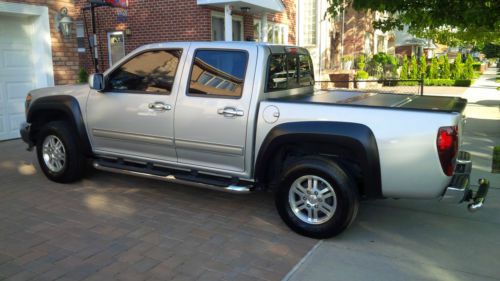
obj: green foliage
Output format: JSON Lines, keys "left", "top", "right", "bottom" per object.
{"left": 325, "top": 0, "right": 500, "bottom": 46}
{"left": 452, "top": 53, "right": 463, "bottom": 80}
{"left": 78, "top": 68, "right": 88, "bottom": 84}
{"left": 357, "top": 54, "right": 366, "bottom": 71}
{"left": 355, "top": 70, "right": 369, "bottom": 80}
{"left": 429, "top": 57, "right": 439, "bottom": 79}
{"left": 410, "top": 56, "right": 418, "bottom": 79}
{"left": 463, "top": 55, "right": 475, "bottom": 79}
{"left": 418, "top": 56, "right": 426, "bottom": 79}
{"left": 400, "top": 55, "right": 408, "bottom": 79}
{"left": 472, "top": 62, "right": 482, "bottom": 72}
{"left": 423, "top": 79, "right": 473, "bottom": 87}
{"left": 482, "top": 43, "right": 500, "bottom": 58}
{"left": 341, "top": 55, "right": 353, "bottom": 62}
{"left": 441, "top": 55, "right": 451, "bottom": 79}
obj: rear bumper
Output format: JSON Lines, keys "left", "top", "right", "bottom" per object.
{"left": 441, "top": 151, "right": 490, "bottom": 211}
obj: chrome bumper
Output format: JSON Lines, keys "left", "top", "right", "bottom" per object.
{"left": 441, "top": 151, "right": 490, "bottom": 211}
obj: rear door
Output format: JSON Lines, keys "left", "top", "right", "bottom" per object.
{"left": 174, "top": 43, "right": 257, "bottom": 172}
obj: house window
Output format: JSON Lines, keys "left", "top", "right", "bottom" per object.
{"left": 211, "top": 12, "right": 243, "bottom": 41}
{"left": 76, "top": 21, "right": 85, "bottom": 53}
{"left": 107, "top": 31, "right": 125, "bottom": 66}
{"left": 253, "top": 20, "right": 288, "bottom": 44}
{"left": 364, "top": 32, "right": 372, "bottom": 55}
{"left": 377, "top": 35, "right": 385, "bottom": 53}
{"left": 300, "top": 0, "right": 317, "bottom": 46}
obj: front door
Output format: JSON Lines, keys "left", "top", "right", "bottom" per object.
{"left": 86, "top": 48, "right": 185, "bottom": 162}
{"left": 174, "top": 44, "right": 257, "bottom": 172}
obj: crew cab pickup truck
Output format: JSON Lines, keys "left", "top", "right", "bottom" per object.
{"left": 20, "top": 42, "right": 489, "bottom": 238}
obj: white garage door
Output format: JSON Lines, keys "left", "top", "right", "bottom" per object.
{"left": 0, "top": 14, "right": 36, "bottom": 141}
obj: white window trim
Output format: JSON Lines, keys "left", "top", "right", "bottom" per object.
{"left": 107, "top": 31, "right": 125, "bottom": 67}
{"left": 211, "top": 11, "right": 243, "bottom": 41}
{"left": 0, "top": 2, "right": 54, "bottom": 87}
{"left": 297, "top": 0, "right": 319, "bottom": 47}
{"left": 253, "top": 19, "right": 288, "bottom": 44}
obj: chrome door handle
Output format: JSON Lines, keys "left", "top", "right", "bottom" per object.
{"left": 217, "top": 107, "right": 244, "bottom": 117}
{"left": 148, "top": 102, "right": 172, "bottom": 111}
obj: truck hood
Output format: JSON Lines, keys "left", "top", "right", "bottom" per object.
{"left": 273, "top": 90, "right": 468, "bottom": 114}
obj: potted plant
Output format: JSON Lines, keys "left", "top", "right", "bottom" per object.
{"left": 355, "top": 70, "right": 369, "bottom": 89}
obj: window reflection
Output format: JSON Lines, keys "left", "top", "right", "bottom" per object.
{"left": 189, "top": 50, "right": 247, "bottom": 98}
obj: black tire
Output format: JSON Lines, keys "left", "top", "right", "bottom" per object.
{"left": 275, "top": 156, "right": 359, "bottom": 239}
{"left": 36, "top": 121, "right": 86, "bottom": 183}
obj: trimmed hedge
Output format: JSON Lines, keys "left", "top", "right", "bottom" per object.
{"left": 423, "top": 79, "right": 473, "bottom": 87}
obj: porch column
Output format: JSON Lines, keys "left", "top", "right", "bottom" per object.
{"left": 224, "top": 4, "right": 232, "bottom": 41}
{"left": 261, "top": 13, "right": 268, "bottom": 42}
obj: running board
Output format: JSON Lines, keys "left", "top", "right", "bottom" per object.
{"left": 92, "top": 160, "right": 252, "bottom": 194}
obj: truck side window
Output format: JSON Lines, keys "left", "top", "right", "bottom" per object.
{"left": 107, "top": 49, "right": 182, "bottom": 94}
{"left": 188, "top": 50, "right": 248, "bottom": 98}
{"left": 267, "top": 53, "right": 314, "bottom": 92}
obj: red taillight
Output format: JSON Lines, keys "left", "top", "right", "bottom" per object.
{"left": 437, "top": 126, "right": 459, "bottom": 176}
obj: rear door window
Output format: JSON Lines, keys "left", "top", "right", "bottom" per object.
{"left": 188, "top": 50, "right": 248, "bottom": 98}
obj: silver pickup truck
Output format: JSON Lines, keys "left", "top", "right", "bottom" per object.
{"left": 20, "top": 42, "right": 489, "bottom": 238}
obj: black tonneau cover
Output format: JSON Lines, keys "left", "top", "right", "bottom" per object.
{"left": 270, "top": 90, "right": 467, "bottom": 114}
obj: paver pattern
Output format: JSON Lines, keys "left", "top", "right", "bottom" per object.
{"left": 0, "top": 140, "right": 316, "bottom": 281}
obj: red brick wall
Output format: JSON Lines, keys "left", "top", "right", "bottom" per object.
{"left": 75, "top": 0, "right": 297, "bottom": 73}
{"left": 3, "top": 0, "right": 80, "bottom": 85}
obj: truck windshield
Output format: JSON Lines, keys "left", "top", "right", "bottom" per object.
{"left": 266, "top": 53, "right": 314, "bottom": 92}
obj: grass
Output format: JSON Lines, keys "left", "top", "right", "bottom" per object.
{"left": 493, "top": 146, "right": 500, "bottom": 173}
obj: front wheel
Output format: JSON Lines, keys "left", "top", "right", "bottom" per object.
{"left": 275, "top": 156, "right": 359, "bottom": 239}
{"left": 36, "top": 121, "right": 86, "bottom": 183}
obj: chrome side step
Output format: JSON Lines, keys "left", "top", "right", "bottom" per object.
{"left": 92, "top": 161, "right": 252, "bottom": 194}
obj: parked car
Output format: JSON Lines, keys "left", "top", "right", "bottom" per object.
{"left": 20, "top": 42, "right": 489, "bottom": 238}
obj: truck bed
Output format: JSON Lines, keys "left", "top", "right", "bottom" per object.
{"left": 269, "top": 90, "right": 467, "bottom": 114}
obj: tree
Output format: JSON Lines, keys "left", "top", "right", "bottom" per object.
{"left": 325, "top": 0, "right": 500, "bottom": 46}
{"left": 482, "top": 43, "right": 500, "bottom": 58}
{"left": 429, "top": 57, "right": 439, "bottom": 79}
{"left": 418, "top": 56, "right": 427, "bottom": 79}
{"left": 400, "top": 55, "right": 408, "bottom": 79}
{"left": 357, "top": 54, "right": 366, "bottom": 71}
{"left": 410, "top": 55, "right": 418, "bottom": 79}
{"left": 442, "top": 55, "right": 451, "bottom": 79}
{"left": 463, "top": 55, "right": 475, "bottom": 79}
{"left": 452, "top": 53, "right": 463, "bottom": 79}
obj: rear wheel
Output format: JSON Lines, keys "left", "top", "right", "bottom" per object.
{"left": 36, "top": 121, "right": 85, "bottom": 183}
{"left": 275, "top": 156, "right": 359, "bottom": 238}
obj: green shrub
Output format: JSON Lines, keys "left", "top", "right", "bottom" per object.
{"left": 397, "top": 81, "right": 419, "bottom": 86}
{"left": 452, "top": 53, "right": 463, "bottom": 79}
{"left": 355, "top": 70, "right": 369, "bottom": 80}
{"left": 410, "top": 55, "right": 418, "bottom": 79}
{"left": 400, "top": 55, "right": 409, "bottom": 79}
{"left": 462, "top": 55, "right": 474, "bottom": 79}
{"left": 472, "top": 62, "right": 482, "bottom": 71}
{"left": 429, "top": 57, "right": 439, "bottom": 79}
{"left": 418, "top": 56, "right": 427, "bottom": 79}
{"left": 424, "top": 79, "right": 454, "bottom": 86}
{"left": 78, "top": 68, "right": 88, "bottom": 84}
{"left": 454, "top": 79, "right": 473, "bottom": 87}
{"left": 441, "top": 55, "right": 451, "bottom": 79}
{"left": 357, "top": 54, "right": 366, "bottom": 71}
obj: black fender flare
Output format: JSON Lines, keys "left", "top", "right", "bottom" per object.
{"left": 27, "top": 95, "right": 92, "bottom": 156}
{"left": 254, "top": 121, "right": 382, "bottom": 198}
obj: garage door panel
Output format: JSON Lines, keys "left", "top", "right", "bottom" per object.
{"left": 3, "top": 49, "right": 32, "bottom": 68}
{"left": 0, "top": 15, "right": 34, "bottom": 141}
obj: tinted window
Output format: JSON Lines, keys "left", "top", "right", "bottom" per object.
{"left": 188, "top": 50, "right": 248, "bottom": 98}
{"left": 107, "top": 50, "right": 182, "bottom": 94}
{"left": 267, "top": 53, "right": 314, "bottom": 92}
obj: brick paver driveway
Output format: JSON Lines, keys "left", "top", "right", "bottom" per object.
{"left": 0, "top": 140, "right": 316, "bottom": 281}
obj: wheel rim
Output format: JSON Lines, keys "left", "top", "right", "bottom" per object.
{"left": 288, "top": 175, "right": 337, "bottom": 225}
{"left": 42, "top": 135, "right": 66, "bottom": 173}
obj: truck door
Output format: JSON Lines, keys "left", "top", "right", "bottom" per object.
{"left": 174, "top": 44, "right": 257, "bottom": 172}
{"left": 86, "top": 45, "right": 187, "bottom": 162}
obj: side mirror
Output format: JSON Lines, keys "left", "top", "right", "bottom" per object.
{"left": 88, "top": 73, "right": 105, "bottom": 91}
